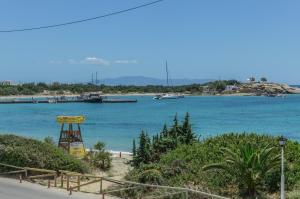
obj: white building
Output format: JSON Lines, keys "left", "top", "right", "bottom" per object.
{"left": 225, "top": 85, "right": 239, "bottom": 91}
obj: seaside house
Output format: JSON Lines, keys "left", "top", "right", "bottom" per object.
{"left": 225, "top": 85, "right": 239, "bottom": 91}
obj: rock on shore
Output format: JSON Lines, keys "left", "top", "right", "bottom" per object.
{"left": 238, "top": 83, "right": 300, "bottom": 95}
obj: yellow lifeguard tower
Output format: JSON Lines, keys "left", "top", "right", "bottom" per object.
{"left": 56, "top": 116, "right": 86, "bottom": 158}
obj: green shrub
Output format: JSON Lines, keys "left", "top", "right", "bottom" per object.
{"left": 87, "top": 141, "right": 112, "bottom": 171}
{"left": 127, "top": 133, "right": 300, "bottom": 198}
{"left": 44, "top": 136, "right": 55, "bottom": 146}
{"left": 0, "top": 134, "right": 87, "bottom": 172}
{"left": 132, "top": 113, "right": 197, "bottom": 167}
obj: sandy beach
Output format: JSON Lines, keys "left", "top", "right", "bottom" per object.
{"left": 34, "top": 152, "right": 132, "bottom": 194}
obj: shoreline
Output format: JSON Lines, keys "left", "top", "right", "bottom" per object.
{"left": 0, "top": 92, "right": 293, "bottom": 100}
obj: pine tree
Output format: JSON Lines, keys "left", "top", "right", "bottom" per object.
{"left": 133, "top": 113, "right": 197, "bottom": 166}
{"left": 181, "top": 112, "right": 196, "bottom": 144}
{"left": 173, "top": 113, "right": 179, "bottom": 129}
{"left": 134, "top": 130, "right": 151, "bottom": 167}
{"left": 132, "top": 139, "right": 136, "bottom": 157}
{"left": 161, "top": 124, "right": 169, "bottom": 137}
{"left": 145, "top": 132, "right": 152, "bottom": 163}
{"left": 170, "top": 113, "right": 180, "bottom": 138}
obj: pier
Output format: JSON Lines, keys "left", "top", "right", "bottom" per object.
{"left": 0, "top": 96, "right": 138, "bottom": 104}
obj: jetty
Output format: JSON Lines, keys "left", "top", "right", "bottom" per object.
{"left": 0, "top": 95, "right": 137, "bottom": 104}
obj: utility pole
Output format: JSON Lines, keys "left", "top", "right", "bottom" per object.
{"left": 96, "top": 72, "right": 98, "bottom": 85}
{"left": 166, "top": 61, "right": 169, "bottom": 86}
{"left": 279, "top": 135, "right": 287, "bottom": 199}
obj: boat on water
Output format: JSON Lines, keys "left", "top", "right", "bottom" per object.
{"left": 80, "top": 93, "right": 104, "bottom": 103}
{"left": 153, "top": 61, "right": 184, "bottom": 100}
{"left": 80, "top": 92, "right": 138, "bottom": 103}
{"left": 153, "top": 93, "right": 184, "bottom": 100}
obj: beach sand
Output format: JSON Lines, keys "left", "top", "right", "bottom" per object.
{"left": 33, "top": 152, "right": 132, "bottom": 195}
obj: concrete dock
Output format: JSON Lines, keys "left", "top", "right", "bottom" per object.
{"left": 0, "top": 97, "right": 137, "bottom": 104}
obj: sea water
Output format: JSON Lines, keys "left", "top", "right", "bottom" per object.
{"left": 0, "top": 95, "right": 300, "bottom": 151}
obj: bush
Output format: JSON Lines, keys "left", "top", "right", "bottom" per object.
{"left": 0, "top": 134, "right": 87, "bottom": 172}
{"left": 44, "top": 136, "right": 55, "bottom": 146}
{"left": 87, "top": 141, "right": 112, "bottom": 171}
{"left": 128, "top": 133, "right": 300, "bottom": 198}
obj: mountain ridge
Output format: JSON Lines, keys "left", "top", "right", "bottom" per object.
{"left": 96, "top": 76, "right": 214, "bottom": 86}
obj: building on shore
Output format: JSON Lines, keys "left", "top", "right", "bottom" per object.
{"left": 0, "top": 80, "right": 15, "bottom": 86}
{"left": 225, "top": 85, "right": 239, "bottom": 91}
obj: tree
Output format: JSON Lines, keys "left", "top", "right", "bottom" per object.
{"left": 161, "top": 124, "right": 168, "bottom": 138}
{"left": 132, "top": 139, "right": 136, "bottom": 157}
{"left": 94, "top": 141, "right": 106, "bottom": 151}
{"left": 181, "top": 112, "right": 196, "bottom": 144}
{"left": 133, "top": 113, "right": 197, "bottom": 164}
{"left": 169, "top": 114, "right": 180, "bottom": 138}
{"left": 134, "top": 131, "right": 151, "bottom": 167}
{"left": 214, "top": 81, "right": 226, "bottom": 92}
{"left": 203, "top": 144, "right": 280, "bottom": 198}
{"left": 90, "top": 141, "right": 112, "bottom": 170}
{"left": 249, "top": 77, "right": 256, "bottom": 83}
{"left": 260, "top": 77, "right": 267, "bottom": 83}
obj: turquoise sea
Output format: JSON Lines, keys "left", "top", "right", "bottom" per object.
{"left": 1, "top": 95, "right": 300, "bottom": 151}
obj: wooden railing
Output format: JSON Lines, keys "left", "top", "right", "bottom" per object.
{"left": 0, "top": 163, "right": 230, "bottom": 199}
{"left": 0, "top": 163, "right": 57, "bottom": 188}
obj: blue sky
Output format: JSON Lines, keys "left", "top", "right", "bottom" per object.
{"left": 0, "top": 0, "right": 299, "bottom": 84}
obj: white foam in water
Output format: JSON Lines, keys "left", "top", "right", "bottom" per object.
{"left": 85, "top": 148, "right": 132, "bottom": 156}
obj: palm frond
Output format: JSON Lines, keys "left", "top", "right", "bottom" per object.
{"left": 202, "top": 163, "right": 228, "bottom": 171}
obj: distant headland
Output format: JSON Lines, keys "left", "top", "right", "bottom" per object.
{"left": 0, "top": 78, "right": 299, "bottom": 98}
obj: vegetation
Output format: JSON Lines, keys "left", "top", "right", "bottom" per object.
{"left": 44, "top": 136, "right": 55, "bottom": 146}
{"left": 132, "top": 113, "right": 197, "bottom": 167}
{"left": 0, "top": 80, "right": 241, "bottom": 96}
{"left": 203, "top": 144, "right": 281, "bottom": 198}
{"left": 249, "top": 77, "right": 256, "bottom": 82}
{"left": 85, "top": 141, "right": 112, "bottom": 171}
{"left": 128, "top": 117, "right": 300, "bottom": 198}
{"left": 260, "top": 77, "right": 268, "bottom": 82}
{"left": 0, "top": 134, "right": 87, "bottom": 172}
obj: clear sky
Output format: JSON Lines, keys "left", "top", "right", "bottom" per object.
{"left": 0, "top": 0, "right": 299, "bottom": 84}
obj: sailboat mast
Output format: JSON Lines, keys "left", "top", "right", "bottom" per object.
{"left": 166, "top": 61, "right": 169, "bottom": 86}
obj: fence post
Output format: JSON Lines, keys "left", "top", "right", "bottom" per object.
{"left": 60, "top": 173, "right": 64, "bottom": 187}
{"left": 66, "top": 175, "right": 70, "bottom": 191}
{"left": 69, "top": 188, "right": 72, "bottom": 195}
{"left": 77, "top": 176, "right": 80, "bottom": 191}
{"left": 102, "top": 193, "right": 105, "bottom": 199}
{"left": 19, "top": 174, "right": 22, "bottom": 183}
{"left": 100, "top": 178, "right": 103, "bottom": 194}
{"left": 185, "top": 191, "right": 188, "bottom": 199}
{"left": 54, "top": 174, "right": 57, "bottom": 187}
{"left": 48, "top": 179, "right": 50, "bottom": 188}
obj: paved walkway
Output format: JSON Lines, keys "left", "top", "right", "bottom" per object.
{"left": 0, "top": 177, "right": 116, "bottom": 199}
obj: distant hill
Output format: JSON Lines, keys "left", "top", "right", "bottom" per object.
{"left": 98, "top": 76, "right": 214, "bottom": 86}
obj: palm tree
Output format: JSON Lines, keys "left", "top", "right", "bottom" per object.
{"left": 203, "top": 144, "right": 280, "bottom": 198}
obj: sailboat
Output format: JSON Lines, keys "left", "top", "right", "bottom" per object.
{"left": 153, "top": 61, "right": 184, "bottom": 100}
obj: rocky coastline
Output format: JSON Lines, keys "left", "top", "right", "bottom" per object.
{"left": 235, "top": 83, "right": 300, "bottom": 96}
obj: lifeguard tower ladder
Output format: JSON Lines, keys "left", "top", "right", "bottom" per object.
{"left": 56, "top": 116, "right": 86, "bottom": 158}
